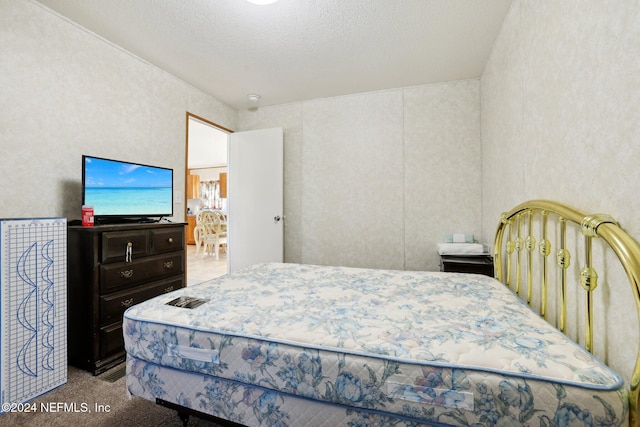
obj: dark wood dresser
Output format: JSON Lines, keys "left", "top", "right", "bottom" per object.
{"left": 67, "top": 222, "right": 186, "bottom": 375}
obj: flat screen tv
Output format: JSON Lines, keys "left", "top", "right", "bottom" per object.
{"left": 82, "top": 155, "right": 173, "bottom": 223}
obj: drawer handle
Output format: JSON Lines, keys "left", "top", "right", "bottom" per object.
{"left": 126, "top": 242, "right": 133, "bottom": 263}
{"left": 168, "top": 237, "right": 174, "bottom": 244}
{"left": 120, "top": 269, "right": 134, "bottom": 279}
{"left": 121, "top": 298, "right": 134, "bottom": 308}
{"left": 163, "top": 261, "right": 174, "bottom": 269}
{"left": 164, "top": 286, "right": 174, "bottom": 293}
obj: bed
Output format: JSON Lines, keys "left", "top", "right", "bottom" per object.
{"left": 123, "top": 200, "right": 640, "bottom": 426}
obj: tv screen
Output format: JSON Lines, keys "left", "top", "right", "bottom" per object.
{"left": 82, "top": 155, "right": 174, "bottom": 222}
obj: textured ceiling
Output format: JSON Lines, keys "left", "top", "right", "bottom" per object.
{"left": 33, "top": 0, "right": 513, "bottom": 110}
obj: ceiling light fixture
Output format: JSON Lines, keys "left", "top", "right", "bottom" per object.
{"left": 246, "top": 0, "right": 278, "bottom": 5}
{"left": 248, "top": 94, "right": 261, "bottom": 103}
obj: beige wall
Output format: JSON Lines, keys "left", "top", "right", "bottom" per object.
{"left": 1, "top": 0, "right": 237, "bottom": 221}
{"left": 481, "top": 0, "right": 640, "bottom": 384}
{"left": 239, "top": 79, "right": 483, "bottom": 271}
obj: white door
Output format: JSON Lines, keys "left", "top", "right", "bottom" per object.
{"left": 227, "top": 127, "right": 284, "bottom": 272}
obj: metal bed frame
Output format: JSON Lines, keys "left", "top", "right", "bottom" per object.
{"left": 494, "top": 200, "right": 640, "bottom": 426}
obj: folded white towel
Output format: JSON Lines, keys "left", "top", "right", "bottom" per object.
{"left": 437, "top": 243, "right": 486, "bottom": 255}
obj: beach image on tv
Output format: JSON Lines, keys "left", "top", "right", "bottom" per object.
{"left": 84, "top": 157, "right": 173, "bottom": 216}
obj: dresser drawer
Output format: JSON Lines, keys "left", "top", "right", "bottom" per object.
{"left": 101, "top": 230, "right": 149, "bottom": 264}
{"left": 100, "top": 252, "right": 184, "bottom": 292}
{"left": 100, "top": 277, "right": 184, "bottom": 325}
{"left": 151, "top": 227, "right": 184, "bottom": 254}
{"left": 99, "top": 322, "right": 124, "bottom": 360}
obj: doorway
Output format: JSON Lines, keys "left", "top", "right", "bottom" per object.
{"left": 185, "top": 113, "right": 231, "bottom": 285}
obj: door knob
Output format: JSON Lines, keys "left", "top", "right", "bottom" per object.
{"left": 274, "top": 215, "right": 281, "bottom": 223}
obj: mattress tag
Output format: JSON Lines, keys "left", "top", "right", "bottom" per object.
{"left": 387, "top": 382, "right": 474, "bottom": 411}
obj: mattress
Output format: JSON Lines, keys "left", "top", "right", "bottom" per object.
{"left": 123, "top": 263, "right": 629, "bottom": 426}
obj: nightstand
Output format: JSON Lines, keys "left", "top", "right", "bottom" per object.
{"left": 439, "top": 254, "right": 494, "bottom": 277}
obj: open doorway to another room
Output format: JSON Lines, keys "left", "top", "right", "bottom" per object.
{"left": 185, "top": 113, "right": 231, "bottom": 286}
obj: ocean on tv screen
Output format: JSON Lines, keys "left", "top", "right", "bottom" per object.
{"left": 85, "top": 187, "right": 172, "bottom": 216}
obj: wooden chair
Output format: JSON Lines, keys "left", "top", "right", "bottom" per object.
{"left": 194, "top": 210, "right": 227, "bottom": 260}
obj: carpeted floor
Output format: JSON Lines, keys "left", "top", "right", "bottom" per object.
{"left": 1, "top": 364, "right": 224, "bottom": 427}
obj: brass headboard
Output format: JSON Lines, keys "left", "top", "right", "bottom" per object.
{"left": 493, "top": 200, "right": 640, "bottom": 427}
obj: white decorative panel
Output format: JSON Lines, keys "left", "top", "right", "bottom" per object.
{"left": 0, "top": 218, "right": 67, "bottom": 410}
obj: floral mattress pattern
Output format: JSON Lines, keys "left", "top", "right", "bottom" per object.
{"left": 123, "top": 263, "right": 628, "bottom": 426}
